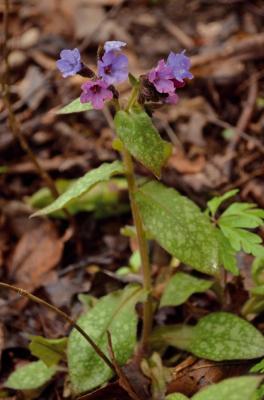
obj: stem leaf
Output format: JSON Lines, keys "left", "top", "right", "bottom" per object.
{"left": 56, "top": 97, "right": 93, "bottom": 114}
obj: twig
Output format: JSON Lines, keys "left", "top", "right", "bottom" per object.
{"left": 0, "top": 282, "right": 115, "bottom": 372}
{"left": 107, "top": 331, "right": 142, "bottom": 400}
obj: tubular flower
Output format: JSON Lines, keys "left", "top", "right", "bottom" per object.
{"left": 98, "top": 51, "right": 128, "bottom": 85}
{"left": 104, "top": 40, "right": 126, "bottom": 53}
{"left": 56, "top": 48, "right": 82, "bottom": 78}
{"left": 147, "top": 59, "right": 174, "bottom": 94}
{"left": 80, "top": 79, "right": 113, "bottom": 110}
{"left": 167, "top": 50, "right": 193, "bottom": 82}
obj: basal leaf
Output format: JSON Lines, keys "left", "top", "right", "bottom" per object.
{"left": 5, "top": 360, "right": 56, "bottom": 390}
{"left": 135, "top": 181, "right": 219, "bottom": 275}
{"left": 191, "top": 312, "right": 264, "bottom": 361}
{"left": 56, "top": 97, "right": 92, "bottom": 114}
{"left": 150, "top": 325, "right": 194, "bottom": 351}
{"left": 160, "top": 272, "right": 212, "bottom": 307}
{"left": 32, "top": 161, "right": 124, "bottom": 216}
{"left": 207, "top": 189, "right": 239, "bottom": 217}
{"left": 29, "top": 336, "right": 67, "bottom": 367}
{"left": 166, "top": 393, "right": 189, "bottom": 399}
{"left": 114, "top": 109, "right": 172, "bottom": 178}
{"left": 68, "top": 284, "right": 144, "bottom": 394}
{"left": 192, "top": 376, "right": 261, "bottom": 400}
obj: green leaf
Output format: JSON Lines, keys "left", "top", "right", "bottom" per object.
{"left": 29, "top": 336, "right": 67, "bottom": 367}
{"left": 250, "top": 358, "right": 264, "bottom": 373}
{"left": 191, "top": 312, "right": 264, "bottom": 361}
{"left": 166, "top": 394, "right": 189, "bottom": 400}
{"left": 151, "top": 324, "right": 194, "bottom": 351}
{"left": 217, "top": 230, "right": 238, "bottom": 275}
{"left": 135, "top": 181, "right": 219, "bottom": 275}
{"left": 32, "top": 161, "right": 124, "bottom": 216}
{"left": 218, "top": 202, "right": 264, "bottom": 258}
{"left": 56, "top": 97, "right": 92, "bottom": 114}
{"left": 160, "top": 272, "right": 212, "bottom": 307}
{"left": 252, "top": 257, "right": 264, "bottom": 285}
{"left": 114, "top": 109, "right": 172, "bottom": 178}
{"left": 192, "top": 376, "right": 261, "bottom": 400}
{"left": 251, "top": 285, "right": 264, "bottom": 296}
{"left": 207, "top": 189, "right": 239, "bottom": 217}
{"left": 68, "top": 284, "right": 144, "bottom": 394}
{"left": 5, "top": 360, "right": 57, "bottom": 390}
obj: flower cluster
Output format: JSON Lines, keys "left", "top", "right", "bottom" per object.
{"left": 56, "top": 41, "right": 128, "bottom": 109}
{"left": 146, "top": 50, "right": 193, "bottom": 104}
{"left": 56, "top": 42, "right": 192, "bottom": 110}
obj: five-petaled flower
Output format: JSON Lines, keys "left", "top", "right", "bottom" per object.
{"left": 148, "top": 59, "right": 174, "bottom": 94}
{"left": 56, "top": 48, "right": 82, "bottom": 78}
{"left": 80, "top": 79, "right": 113, "bottom": 110}
{"left": 98, "top": 51, "right": 128, "bottom": 85}
{"left": 167, "top": 50, "right": 193, "bottom": 82}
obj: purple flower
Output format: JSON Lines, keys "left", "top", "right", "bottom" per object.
{"left": 98, "top": 51, "right": 128, "bottom": 85}
{"left": 147, "top": 60, "right": 174, "bottom": 94}
{"left": 165, "top": 92, "right": 179, "bottom": 104}
{"left": 104, "top": 40, "right": 126, "bottom": 53}
{"left": 56, "top": 48, "right": 82, "bottom": 78}
{"left": 80, "top": 79, "right": 113, "bottom": 110}
{"left": 167, "top": 50, "right": 193, "bottom": 82}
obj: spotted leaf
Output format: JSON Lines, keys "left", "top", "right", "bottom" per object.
{"left": 114, "top": 109, "right": 172, "bottom": 178}
{"left": 160, "top": 272, "right": 212, "bottom": 307}
{"left": 67, "top": 284, "right": 144, "bottom": 394}
{"left": 32, "top": 161, "right": 124, "bottom": 216}
{"left": 5, "top": 360, "right": 57, "bottom": 390}
{"left": 191, "top": 312, "right": 264, "bottom": 361}
{"left": 192, "top": 376, "right": 261, "bottom": 400}
{"left": 135, "top": 181, "right": 219, "bottom": 275}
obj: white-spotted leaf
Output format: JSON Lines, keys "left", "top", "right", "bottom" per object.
{"left": 56, "top": 97, "right": 92, "bottom": 114}
{"left": 29, "top": 336, "right": 67, "bottom": 367}
{"left": 160, "top": 272, "right": 212, "bottom": 307}
{"left": 192, "top": 376, "right": 261, "bottom": 400}
{"left": 135, "top": 181, "right": 219, "bottom": 275}
{"left": 5, "top": 360, "right": 57, "bottom": 390}
{"left": 32, "top": 161, "right": 124, "bottom": 216}
{"left": 68, "top": 285, "right": 144, "bottom": 394}
{"left": 114, "top": 109, "right": 172, "bottom": 178}
{"left": 191, "top": 312, "right": 264, "bottom": 361}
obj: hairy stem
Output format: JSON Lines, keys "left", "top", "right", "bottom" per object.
{"left": 122, "top": 148, "right": 153, "bottom": 350}
{"left": 0, "top": 282, "right": 115, "bottom": 372}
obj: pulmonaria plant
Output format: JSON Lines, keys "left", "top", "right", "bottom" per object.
{"left": 55, "top": 41, "right": 192, "bottom": 109}
{"left": 6, "top": 39, "right": 264, "bottom": 400}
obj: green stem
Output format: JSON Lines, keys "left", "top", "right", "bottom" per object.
{"left": 126, "top": 86, "right": 139, "bottom": 111}
{"left": 122, "top": 148, "right": 153, "bottom": 350}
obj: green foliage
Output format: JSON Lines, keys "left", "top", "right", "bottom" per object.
{"left": 250, "top": 358, "right": 264, "bottom": 373}
{"left": 5, "top": 361, "right": 57, "bottom": 390}
{"left": 135, "top": 181, "right": 220, "bottom": 275}
{"left": 114, "top": 108, "right": 172, "bottom": 178}
{"left": 29, "top": 336, "right": 67, "bottom": 367}
{"left": 192, "top": 376, "right": 261, "bottom": 400}
{"left": 166, "top": 394, "right": 189, "bottom": 400}
{"left": 67, "top": 284, "right": 145, "bottom": 394}
{"left": 32, "top": 161, "right": 124, "bottom": 217}
{"left": 252, "top": 257, "right": 264, "bottom": 285}
{"left": 151, "top": 312, "right": 264, "bottom": 361}
{"left": 207, "top": 189, "right": 239, "bottom": 217}
{"left": 27, "top": 178, "right": 128, "bottom": 218}
{"left": 217, "top": 230, "right": 238, "bottom": 275}
{"left": 160, "top": 272, "right": 212, "bottom": 307}
{"left": 141, "top": 352, "right": 170, "bottom": 400}
{"left": 116, "top": 250, "right": 141, "bottom": 276}
{"left": 56, "top": 97, "right": 92, "bottom": 114}
{"left": 218, "top": 202, "right": 264, "bottom": 258}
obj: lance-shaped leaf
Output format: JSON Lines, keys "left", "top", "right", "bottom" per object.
{"left": 5, "top": 360, "right": 57, "bottom": 390}
{"left": 160, "top": 272, "right": 212, "bottom": 307}
{"left": 192, "top": 376, "right": 261, "bottom": 400}
{"left": 114, "top": 109, "right": 172, "bottom": 178}
{"left": 68, "top": 284, "right": 144, "bottom": 394}
{"left": 29, "top": 336, "right": 67, "bottom": 367}
{"left": 32, "top": 161, "right": 124, "bottom": 216}
{"left": 57, "top": 97, "right": 92, "bottom": 114}
{"left": 135, "top": 181, "right": 219, "bottom": 275}
{"left": 151, "top": 312, "right": 264, "bottom": 361}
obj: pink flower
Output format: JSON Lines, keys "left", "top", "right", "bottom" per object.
{"left": 80, "top": 79, "right": 113, "bottom": 110}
